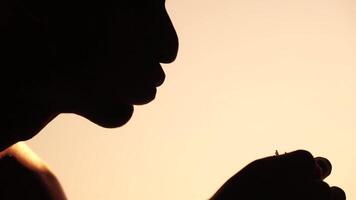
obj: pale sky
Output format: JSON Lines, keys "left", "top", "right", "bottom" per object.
{"left": 28, "top": 0, "right": 356, "bottom": 199}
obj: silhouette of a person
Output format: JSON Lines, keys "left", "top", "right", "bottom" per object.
{"left": 0, "top": 0, "right": 346, "bottom": 199}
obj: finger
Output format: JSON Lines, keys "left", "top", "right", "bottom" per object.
{"left": 308, "top": 181, "right": 331, "bottom": 200}
{"left": 294, "top": 180, "right": 331, "bottom": 200}
{"left": 315, "top": 157, "right": 332, "bottom": 180}
{"left": 259, "top": 150, "right": 320, "bottom": 180}
{"left": 331, "top": 186, "right": 346, "bottom": 200}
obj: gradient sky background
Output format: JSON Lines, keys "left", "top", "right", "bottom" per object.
{"left": 28, "top": 0, "right": 356, "bottom": 199}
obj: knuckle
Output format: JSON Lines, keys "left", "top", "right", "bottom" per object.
{"left": 331, "top": 186, "right": 346, "bottom": 200}
{"left": 319, "top": 181, "right": 331, "bottom": 191}
{"left": 293, "top": 150, "right": 314, "bottom": 161}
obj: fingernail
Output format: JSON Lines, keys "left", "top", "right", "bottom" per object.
{"left": 315, "top": 157, "right": 332, "bottom": 179}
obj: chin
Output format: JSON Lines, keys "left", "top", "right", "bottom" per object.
{"left": 75, "top": 87, "right": 158, "bottom": 128}
{"left": 79, "top": 104, "right": 134, "bottom": 128}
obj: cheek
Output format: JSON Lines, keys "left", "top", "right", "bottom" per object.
{"left": 108, "top": 8, "right": 158, "bottom": 55}
{"left": 0, "top": 0, "right": 11, "bottom": 27}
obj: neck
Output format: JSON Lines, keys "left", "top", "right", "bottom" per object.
{"left": 0, "top": 101, "right": 58, "bottom": 151}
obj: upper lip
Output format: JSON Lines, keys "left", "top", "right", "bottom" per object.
{"left": 154, "top": 63, "right": 166, "bottom": 87}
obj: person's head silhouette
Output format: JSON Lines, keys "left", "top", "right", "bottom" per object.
{"left": 0, "top": 2, "right": 347, "bottom": 200}
{"left": 1, "top": 0, "right": 179, "bottom": 150}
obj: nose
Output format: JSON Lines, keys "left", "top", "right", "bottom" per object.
{"left": 156, "top": 8, "right": 179, "bottom": 64}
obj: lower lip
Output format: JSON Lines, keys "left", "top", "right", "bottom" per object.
{"left": 127, "top": 87, "right": 157, "bottom": 105}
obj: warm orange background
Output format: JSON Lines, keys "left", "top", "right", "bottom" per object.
{"left": 28, "top": 0, "right": 356, "bottom": 199}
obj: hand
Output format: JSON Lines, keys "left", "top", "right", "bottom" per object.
{"left": 211, "top": 150, "right": 345, "bottom": 200}
{"left": 0, "top": 143, "right": 67, "bottom": 200}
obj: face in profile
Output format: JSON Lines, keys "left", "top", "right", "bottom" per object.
{"left": 56, "top": 0, "right": 179, "bottom": 128}
{"left": 0, "top": 0, "right": 178, "bottom": 150}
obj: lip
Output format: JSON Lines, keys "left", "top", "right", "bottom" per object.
{"left": 153, "top": 63, "right": 166, "bottom": 87}
{"left": 109, "top": 62, "right": 165, "bottom": 105}
{"left": 125, "top": 86, "right": 157, "bottom": 105}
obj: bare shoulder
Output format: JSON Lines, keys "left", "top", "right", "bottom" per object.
{"left": 0, "top": 142, "right": 67, "bottom": 200}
